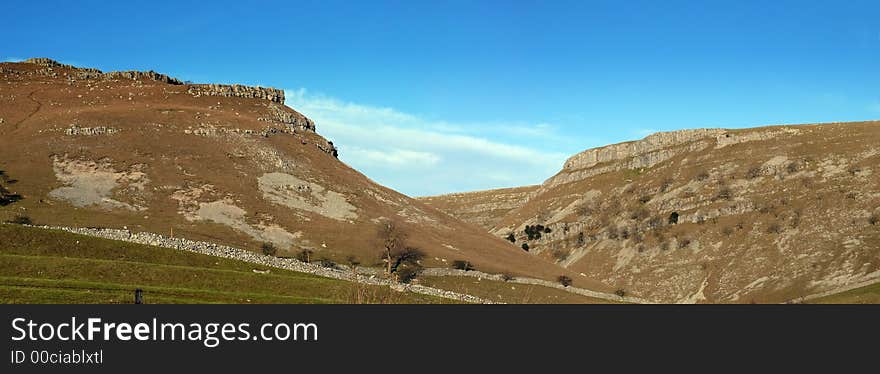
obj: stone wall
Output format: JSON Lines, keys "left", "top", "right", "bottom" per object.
{"left": 8, "top": 223, "right": 492, "bottom": 304}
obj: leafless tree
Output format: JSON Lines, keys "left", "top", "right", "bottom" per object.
{"left": 378, "top": 221, "right": 407, "bottom": 276}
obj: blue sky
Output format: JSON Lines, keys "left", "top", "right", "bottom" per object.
{"left": 3, "top": 1, "right": 879, "bottom": 196}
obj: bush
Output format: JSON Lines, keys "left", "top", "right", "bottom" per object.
{"left": 524, "top": 225, "right": 547, "bottom": 240}
{"left": 319, "top": 259, "right": 338, "bottom": 269}
{"left": 7, "top": 215, "right": 32, "bottom": 225}
{"left": 668, "top": 212, "right": 679, "bottom": 225}
{"left": 296, "top": 249, "right": 314, "bottom": 263}
{"left": 506, "top": 233, "right": 516, "bottom": 243}
{"left": 722, "top": 226, "right": 735, "bottom": 236}
{"left": 521, "top": 243, "right": 530, "bottom": 251}
{"left": 451, "top": 260, "right": 474, "bottom": 271}
{"left": 557, "top": 275, "right": 573, "bottom": 287}
{"left": 615, "top": 289, "right": 627, "bottom": 297}
{"left": 396, "top": 267, "right": 422, "bottom": 284}
{"left": 870, "top": 214, "right": 879, "bottom": 226}
{"left": 260, "top": 243, "right": 277, "bottom": 256}
{"left": 695, "top": 170, "right": 710, "bottom": 181}
{"left": 501, "top": 273, "right": 515, "bottom": 282}
{"left": 638, "top": 195, "right": 652, "bottom": 204}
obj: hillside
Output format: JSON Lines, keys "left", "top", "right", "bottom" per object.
{"left": 0, "top": 58, "right": 599, "bottom": 292}
{"left": 418, "top": 185, "right": 539, "bottom": 230}
{"left": 425, "top": 122, "right": 880, "bottom": 303}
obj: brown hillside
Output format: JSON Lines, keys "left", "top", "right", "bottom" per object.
{"left": 418, "top": 185, "right": 539, "bottom": 230}
{"left": 0, "top": 58, "right": 600, "bottom": 291}
{"left": 428, "top": 122, "right": 880, "bottom": 303}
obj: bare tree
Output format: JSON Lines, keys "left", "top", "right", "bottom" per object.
{"left": 378, "top": 221, "right": 406, "bottom": 276}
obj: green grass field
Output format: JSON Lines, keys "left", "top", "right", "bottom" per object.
{"left": 419, "top": 275, "right": 619, "bottom": 304}
{"left": 0, "top": 224, "right": 450, "bottom": 304}
{"left": 808, "top": 282, "right": 880, "bottom": 304}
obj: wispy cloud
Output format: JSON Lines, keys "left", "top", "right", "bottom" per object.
{"left": 285, "top": 89, "right": 570, "bottom": 196}
{"left": 2, "top": 57, "right": 24, "bottom": 62}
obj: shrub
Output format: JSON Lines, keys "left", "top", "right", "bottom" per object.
{"left": 260, "top": 243, "right": 277, "bottom": 256}
{"left": 501, "top": 273, "right": 515, "bottom": 282}
{"left": 521, "top": 243, "right": 530, "bottom": 251}
{"left": 506, "top": 233, "right": 516, "bottom": 243}
{"left": 615, "top": 289, "right": 627, "bottom": 297}
{"left": 524, "top": 225, "right": 547, "bottom": 240}
{"left": 695, "top": 170, "right": 710, "bottom": 181}
{"left": 451, "top": 260, "right": 474, "bottom": 271}
{"left": 8, "top": 215, "right": 32, "bottom": 225}
{"left": 319, "top": 259, "right": 338, "bottom": 269}
{"left": 396, "top": 267, "right": 422, "bottom": 284}
{"left": 668, "top": 212, "right": 679, "bottom": 225}
{"left": 296, "top": 249, "right": 314, "bottom": 263}
{"left": 576, "top": 232, "right": 586, "bottom": 246}
{"left": 557, "top": 275, "right": 573, "bottom": 287}
{"left": 721, "top": 226, "right": 735, "bottom": 236}
{"left": 766, "top": 223, "right": 782, "bottom": 234}
{"left": 870, "top": 214, "right": 878, "bottom": 226}
{"left": 638, "top": 195, "right": 652, "bottom": 204}
{"left": 786, "top": 162, "right": 800, "bottom": 174}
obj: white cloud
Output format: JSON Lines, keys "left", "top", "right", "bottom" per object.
{"left": 285, "top": 89, "right": 569, "bottom": 196}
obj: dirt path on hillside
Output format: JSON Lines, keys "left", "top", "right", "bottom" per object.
{"left": 12, "top": 89, "right": 43, "bottom": 132}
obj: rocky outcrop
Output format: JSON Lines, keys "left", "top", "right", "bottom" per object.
{"left": 546, "top": 127, "right": 804, "bottom": 188}
{"left": 100, "top": 70, "right": 183, "bottom": 85}
{"left": 259, "top": 103, "right": 315, "bottom": 130}
{"left": 187, "top": 84, "right": 285, "bottom": 103}
{"left": 23, "top": 57, "right": 69, "bottom": 67}
{"left": 562, "top": 129, "right": 726, "bottom": 172}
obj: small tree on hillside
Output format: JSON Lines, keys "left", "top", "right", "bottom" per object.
{"left": 452, "top": 260, "right": 474, "bottom": 271}
{"left": 378, "top": 221, "right": 406, "bottom": 276}
{"left": 557, "top": 275, "right": 573, "bottom": 287}
{"left": 261, "top": 243, "right": 277, "bottom": 256}
{"left": 297, "top": 249, "right": 314, "bottom": 263}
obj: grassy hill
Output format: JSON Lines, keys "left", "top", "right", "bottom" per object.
{"left": 0, "top": 224, "right": 449, "bottom": 304}
{"left": 808, "top": 283, "right": 880, "bottom": 304}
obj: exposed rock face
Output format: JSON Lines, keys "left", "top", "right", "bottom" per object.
{"left": 428, "top": 122, "right": 880, "bottom": 303}
{"left": 259, "top": 103, "right": 315, "bottom": 130}
{"left": 24, "top": 57, "right": 181, "bottom": 84}
{"left": 187, "top": 84, "right": 285, "bottom": 103}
